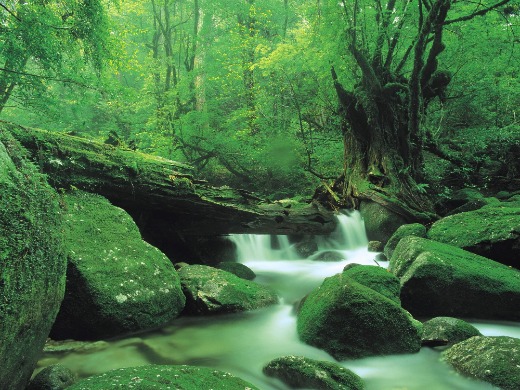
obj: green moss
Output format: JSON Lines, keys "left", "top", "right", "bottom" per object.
{"left": 7, "top": 123, "right": 195, "bottom": 196}
{"left": 0, "top": 131, "right": 66, "bottom": 390}
{"left": 422, "top": 317, "right": 481, "bottom": 347}
{"left": 263, "top": 356, "right": 364, "bottom": 390}
{"left": 50, "top": 190, "right": 185, "bottom": 340}
{"left": 179, "top": 265, "right": 278, "bottom": 315}
{"left": 390, "top": 236, "right": 520, "bottom": 320}
{"left": 216, "top": 262, "right": 256, "bottom": 280}
{"left": 384, "top": 223, "right": 427, "bottom": 259}
{"left": 427, "top": 203, "right": 520, "bottom": 261}
{"left": 297, "top": 272, "right": 421, "bottom": 359}
{"left": 67, "top": 365, "right": 260, "bottom": 390}
{"left": 443, "top": 336, "right": 520, "bottom": 390}
{"left": 343, "top": 265, "right": 401, "bottom": 304}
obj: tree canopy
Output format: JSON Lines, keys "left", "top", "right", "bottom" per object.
{"left": 1, "top": 0, "right": 518, "bottom": 204}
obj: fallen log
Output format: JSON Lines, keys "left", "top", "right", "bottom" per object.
{"left": 2, "top": 122, "right": 336, "bottom": 236}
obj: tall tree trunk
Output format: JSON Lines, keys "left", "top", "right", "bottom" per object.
{"left": 238, "top": 0, "right": 258, "bottom": 135}
{"left": 318, "top": 0, "right": 463, "bottom": 221}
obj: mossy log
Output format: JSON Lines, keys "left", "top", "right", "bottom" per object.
{"left": 4, "top": 122, "right": 335, "bottom": 235}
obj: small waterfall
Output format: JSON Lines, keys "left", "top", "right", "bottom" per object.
{"left": 229, "top": 211, "right": 376, "bottom": 303}
{"left": 230, "top": 234, "right": 298, "bottom": 262}
{"left": 230, "top": 210, "right": 369, "bottom": 263}
{"left": 316, "top": 211, "right": 368, "bottom": 250}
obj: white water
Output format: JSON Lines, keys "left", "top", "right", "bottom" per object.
{"left": 38, "top": 211, "right": 519, "bottom": 389}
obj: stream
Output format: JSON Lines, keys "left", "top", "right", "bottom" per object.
{"left": 38, "top": 212, "right": 520, "bottom": 389}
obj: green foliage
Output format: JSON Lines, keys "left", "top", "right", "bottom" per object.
{"left": 2, "top": 0, "right": 518, "bottom": 200}
{"left": 0, "top": 0, "right": 115, "bottom": 114}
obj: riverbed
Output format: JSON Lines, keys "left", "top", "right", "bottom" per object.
{"left": 37, "top": 212, "right": 520, "bottom": 389}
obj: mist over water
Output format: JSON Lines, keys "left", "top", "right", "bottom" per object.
{"left": 39, "top": 211, "right": 519, "bottom": 389}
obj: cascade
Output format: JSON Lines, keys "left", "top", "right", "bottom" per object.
{"left": 230, "top": 211, "right": 377, "bottom": 303}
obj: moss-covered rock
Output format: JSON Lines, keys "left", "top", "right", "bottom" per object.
{"left": 297, "top": 272, "right": 421, "bottom": 359}
{"left": 67, "top": 365, "right": 259, "bottom": 390}
{"left": 216, "top": 262, "right": 256, "bottom": 280}
{"left": 179, "top": 264, "right": 278, "bottom": 314}
{"left": 263, "top": 356, "right": 364, "bottom": 390}
{"left": 343, "top": 265, "right": 401, "bottom": 304}
{"left": 367, "top": 241, "right": 384, "bottom": 252}
{"left": 313, "top": 251, "right": 346, "bottom": 262}
{"left": 27, "top": 364, "right": 77, "bottom": 390}
{"left": 50, "top": 191, "right": 185, "bottom": 340}
{"left": 0, "top": 134, "right": 66, "bottom": 390}
{"left": 427, "top": 203, "right": 520, "bottom": 268}
{"left": 390, "top": 236, "right": 520, "bottom": 320}
{"left": 359, "top": 201, "right": 407, "bottom": 243}
{"left": 294, "top": 238, "right": 319, "bottom": 258}
{"left": 446, "top": 197, "right": 499, "bottom": 216}
{"left": 421, "top": 317, "right": 481, "bottom": 347}
{"left": 384, "top": 223, "right": 426, "bottom": 259}
{"left": 435, "top": 188, "right": 485, "bottom": 215}
{"left": 443, "top": 336, "right": 520, "bottom": 390}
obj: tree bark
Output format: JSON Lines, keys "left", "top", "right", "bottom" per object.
{"left": 3, "top": 122, "right": 336, "bottom": 235}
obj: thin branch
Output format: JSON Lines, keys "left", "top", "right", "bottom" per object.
{"left": 385, "top": 0, "right": 413, "bottom": 71}
{"left": 445, "top": 0, "right": 511, "bottom": 25}
{"left": 0, "top": 3, "right": 21, "bottom": 21}
{"left": 0, "top": 67, "right": 96, "bottom": 89}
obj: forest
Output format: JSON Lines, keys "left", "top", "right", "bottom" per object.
{"left": 1, "top": 1, "right": 519, "bottom": 390}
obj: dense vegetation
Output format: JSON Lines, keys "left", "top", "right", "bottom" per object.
{"left": 1, "top": 0, "right": 518, "bottom": 204}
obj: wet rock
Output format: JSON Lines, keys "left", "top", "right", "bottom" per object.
{"left": 367, "top": 241, "right": 383, "bottom": 252}
{"left": 50, "top": 191, "right": 186, "bottom": 340}
{"left": 384, "top": 223, "right": 426, "bottom": 259}
{"left": 421, "top": 317, "right": 481, "bottom": 347}
{"left": 343, "top": 265, "right": 401, "bottom": 304}
{"left": 43, "top": 340, "right": 109, "bottom": 354}
{"left": 427, "top": 202, "right": 520, "bottom": 268}
{"left": 443, "top": 336, "right": 520, "bottom": 390}
{"left": 27, "top": 364, "right": 77, "bottom": 390}
{"left": 263, "top": 356, "right": 364, "bottom": 390}
{"left": 216, "top": 262, "right": 256, "bottom": 280}
{"left": 390, "top": 236, "right": 520, "bottom": 320}
{"left": 313, "top": 251, "right": 346, "bottom": 262}
{"left": 0, "top": 133, "right": 66, "bottom": 390}
{"left": 374, "top": 253, "right": 388, "bottom": 264}
{"left": 67, "top": 365, "right": 259, "bottom": 390}
{"left": 179, "top": 265, "right": 278, "bottom": 315}
{"left": 294, "top": 239, "right": 318, "bottom": 258}
{"left": 297, "top": 271, "right": 421, "bottom": 359}
{"left": 359, "top": 200, "right": 407, "bottom": 243}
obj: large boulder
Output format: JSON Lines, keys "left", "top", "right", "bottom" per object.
{"left": 384, "top": 223, "right": 427, "bottom": 259}
{"left": 297, "top": 269, "right": 421, "bottom": 359}
{"left": 421, "top": 317, "right": 481, "bottom": 347}
{"left": 427, "top": 202, "right": 520, "bottom": 268}
{"left": 67, "top": 365, "right": 259, "bottom": 390}
{"left": 263, "top": 356, "right": 364, "bottom": 390}
{"left": 390, "top": 236, "right": 520, "bottom": 320}
{"left": 0, "top": 134, "right": 66, "bottom": 390}
{"left": 179, "top": 264, "right": 278, "bottom": 314}
{"left": 50, "top": 191, "right": 186, "bottom": 340}
{"left": 443, "top": 336, "right": 520, "bottom": 390}
{"left": 343, "top": 265, "right": 401, "bottom": 304}
{"left": 359, "top": 201, "right": 407, "bottom": 243}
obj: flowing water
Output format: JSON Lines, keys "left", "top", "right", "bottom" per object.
{"left": 38, "top": 211, "right": 520, "bottom": 389}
